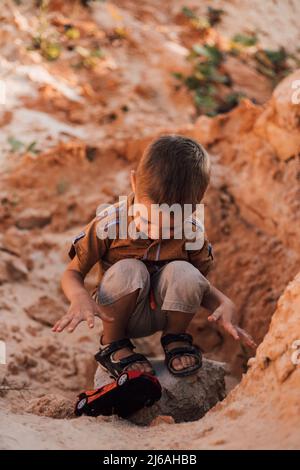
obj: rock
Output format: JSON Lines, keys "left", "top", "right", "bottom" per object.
{"left": 0, "top": 251, "right": 28, "bottom": 283}
{"left": 94, "top": 358, "right": 226, "bottom": 425}
{"left": 16, "top": 209, "right": 52, "bottom": 230}
{"left": 6, "top": 256, "right": 28, "bottom": 281}
{"left": 0, "top": 228, "right": 25, "bottom": 257}
{"left": 223, "top": 56, "right": 273, "bottom": 104}
{"left": 274, "top": 352, "right": 296, "bottom": 383}
{"left": 254, "top": 70, "right": 300, "bottom": 160}
{"left": 25, "top": 295, "right": 64, "bottom": 327}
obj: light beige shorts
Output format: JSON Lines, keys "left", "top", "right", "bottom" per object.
{"left": 97, "top": 258, "right": 210, "bottom": 339}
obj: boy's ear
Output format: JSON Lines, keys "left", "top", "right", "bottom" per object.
{"left": 130, "top": 170, "right": 136, "bottom": 193}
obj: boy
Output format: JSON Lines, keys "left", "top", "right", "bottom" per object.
{"left": 53, "top": 135, "right": 255, "bottom": 378}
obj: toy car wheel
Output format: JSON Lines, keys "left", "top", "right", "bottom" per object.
{"left": 117, "top": 372, "right": 129, "bottom": 386}
{"left": 76, "top": 397, "right": 87, "bottom": 411}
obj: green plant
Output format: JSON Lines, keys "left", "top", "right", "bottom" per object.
{"left": 174, "top": 38, "right": 232, "bottom": 116}
{"left": 217, "top": 92, "right": 245, "bottom": 114}
{"left": 255, "top": 47, "right": 290, "bottom": 82}
{"left": 181, "top": 6, "right": 195, "bottom": 19}
{"left": 181, "top": 6, "right": 210, "bottom": 31}
{"left": 190, "top": 44, "right": 223, "bottom": 65}
{"left": 8, "top": 137, "right": 23, "bottom": 152}
{"left": 73, "top": 45, "right": 105, "bottom": 69}
{"left": 175, "top": 10, "right": 299, "bottom": 117}
{"left": 232, "top": 33, "right": 258, "bottom": 47}
{"left": 172, "top": 72, "right": 184, "bottom": 80}
{"left": 207, "top": 7, "right": 224, "bottom": 25}
{"left": 42, "top": 42, "right": 61, "bottom": 60}
{"left": 264, "top": 48, "right": 287, "bottom": 65}
{"left": 194, "top": 92, "right": 218, "bottom": 115}
{"left": 90, "top": 47, "right": 105, "bottom": 58}
{"left": 26, "top": 141, "right": 39, "bottom": 154}
{"left": 64, "top": 26, "right": 81, "bottom": 40}
{"left": 8, "top": 138, "right": 40, "bottom": 154}
{"left": 182, "top": 5, "right": 224, "bottom": 28}
{"left": 29, "top": 0, "right": 61, "bottom": 61}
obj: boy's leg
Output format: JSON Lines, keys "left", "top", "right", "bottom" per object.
{"left": 162, "top": 311, "right": 195, "bottom": 370}
{"left": 152, "top": 260, "right": 210, "bottom": 372}
{"left": 97, "top": 258, "right": 153, "bottom": 373}
{"left": 100, "top": 290, "right": 140, "bottom": 343}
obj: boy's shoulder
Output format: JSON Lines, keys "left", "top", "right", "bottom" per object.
{"left": 184, "top": 214, "right": 204, "bottom": 231}
{"left": 182, "top": 214, "right": 205, "bottom": 248}
{"left": 96, "top": 195, "right": 130, "bottom": 221}
{"left": 95, "top": 194, "right": 133, "bottom": 239}
{"left": 69, "top": 194, "right": 132, "bottom": 259}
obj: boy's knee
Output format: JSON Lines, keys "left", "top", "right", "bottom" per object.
{"left": 163, "top": 260, "right": 210, "bottom": 294}
{"left": 99, "top": 259, "right": 150, "bottom": 304}
{"left": 157, "top": 261, "right": 210, "bottom": 313}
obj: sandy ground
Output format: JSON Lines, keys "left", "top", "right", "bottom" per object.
{"left": 0, "top": 0, "right": 300, "bottom": 450}
{"left": 1, "top": 273, "right": 300, "bottom": 450}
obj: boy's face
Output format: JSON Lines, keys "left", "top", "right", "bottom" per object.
{"left": 131, "top": 169, "right": 176, "bottom": 239}
{"left": 133, "top": 195, "right": 177, "bottom": 240}
{"left": 131, "top": 170, "right": 182, "bottom": 240}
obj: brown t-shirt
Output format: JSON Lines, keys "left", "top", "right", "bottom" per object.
{"left": 68, "top": 193, "right": 213, "bottom": 290}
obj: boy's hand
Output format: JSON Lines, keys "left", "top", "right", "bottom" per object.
{"left": 208, "top": 300, "right": 256, "bottom": 349}
{"left": 52, "top": 293, "right": 113, "bottom": 333}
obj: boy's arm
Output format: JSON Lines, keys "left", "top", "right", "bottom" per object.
{"left": 187, "top": 233, "right": 256, "bottom": 349}
{"left": 53, "top": 214, "right": 115, "bottom": 333}
{"left": 52, "top": 256, "right": 113, "bottom": 333}
{"left": 202, "top": 285, "right": 256, "bottom": 349}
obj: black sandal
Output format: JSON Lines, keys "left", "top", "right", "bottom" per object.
{"left": 161, "top": 333, "right": 202, "bottom": 377}
{"left": 94, "top": 338, "right": 154, "bottom": 379}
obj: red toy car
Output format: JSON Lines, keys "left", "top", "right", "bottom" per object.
{"left": 75, "top": 370, "right": 162, "bottom": 419}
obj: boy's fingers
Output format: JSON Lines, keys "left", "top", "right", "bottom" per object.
{"left": 52, "top": 321, "right": 60, "bottom": 332}
{"left": 223, "top": 322, "right": 239, "bottom": 340}
{"left": 85, "top": 312, "right": 95, "bottom": 328}
{"left": 236, "top": 326, "right": 257, "bottom": 349}
{"left": 208, "top": 310, "right": 222, "bottom": 322}
{"left": 67, "top": 316, "right": 82, "bottom": 332}
{"left": 53, "top": 323, "right": 62, "bottom": 332}
{"left": 53, "top": 315, "right": 72, "bottom": 332}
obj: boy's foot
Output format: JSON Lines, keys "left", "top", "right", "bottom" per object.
{"left": 164, "top": 341, "right": 196, "bottom": 371}
{"left": 112, "top": 347, "right": 153, "bottom": 374}
{"left": 161, "top": 333, "right": 202, "bottom": 377}
{"left": 95, "top": 338, "right": 154, "bottom": 379}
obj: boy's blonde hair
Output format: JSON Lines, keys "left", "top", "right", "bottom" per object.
{"left": 136, "top": 135, "right": 211, "bottom": 207}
